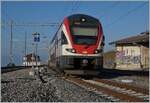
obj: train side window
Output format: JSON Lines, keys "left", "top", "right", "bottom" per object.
{"left": 56, "top": 37, "right": 58, "bottom": 48}
{"left": 61, "top": 31, "right": 68, "bottom": 44}
{"left": 103, "top": 35, "right": 105, "bottom": 41}
{"left": 101, "top": 35, "right": 105, "bottom": 46}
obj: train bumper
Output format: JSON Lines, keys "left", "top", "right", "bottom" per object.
{"left": 59, "top": 56, "right": 103, "bottom": 69}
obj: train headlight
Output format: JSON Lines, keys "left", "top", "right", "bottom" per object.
{"left": 94, "top": 49, "right": 102, "bottom": 54}
{"left": 66, "top": 48, "right": 76, "bottom": 53}
{"left": 72, "top": 49, "right": 76, "bottom": 53}
{"left": 95, "top": 50, "right": 99, "bottom": 54}
{"left": 94, "top": 49, "right": 100, "bottom": 54}
{"left": 81, "top": 18, "right": 86, "bottom": 22}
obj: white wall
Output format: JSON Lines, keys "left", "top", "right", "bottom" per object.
{"left": 23, "top": 61, "right": 41, "bottom": 66}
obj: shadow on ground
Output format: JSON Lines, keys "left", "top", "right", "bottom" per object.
{"left": 1, "top": 80, "right": 14, "bottom": 84}
{"left": 97, "top": 68, "right": 149, "bottom": 79}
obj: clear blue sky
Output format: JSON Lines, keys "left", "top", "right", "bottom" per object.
{"left": 1, "top": 1, "right": 149, "bottom": 66}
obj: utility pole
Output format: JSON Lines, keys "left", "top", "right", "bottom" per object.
{"left": 10, "top": 20, "right": 13, "bottom": 64}
{"left": 24, "top": 31, "right": 27, "bottom": 66}
{"left": 35, "top": 42, "right": 38, "bottom": 67}
{"left": 7, "top": 20, "right": 15, "bottom": 67}
{"left": 25, "top": 31, "right": 27, "bottom": 56}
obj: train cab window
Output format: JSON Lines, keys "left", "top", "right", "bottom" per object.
{"left": 61, "top": 31, "right": 68, "bottom": 45}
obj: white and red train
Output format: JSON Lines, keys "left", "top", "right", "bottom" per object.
{"left": 48, "top": 14, "right": 105, "bottom": 75}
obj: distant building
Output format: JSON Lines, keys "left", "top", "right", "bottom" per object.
{"left": 23, "top": 53, "right": 41, "bottom": 66}
{"left": 109, "top": 31, "right": 149, "bottom": 70}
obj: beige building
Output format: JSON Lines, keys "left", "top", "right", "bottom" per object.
{"left": 23, "top": 53, "right": 41, "bottom": 66}
{"left": 109, "top": 31, "right": 149, "bottom": 70}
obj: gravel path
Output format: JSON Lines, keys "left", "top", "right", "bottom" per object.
{"left": 1, "top": 68, "right": 111, "bottom": 102}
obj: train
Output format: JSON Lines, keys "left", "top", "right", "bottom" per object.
{"left": 48, "top": 14, "right": 105, "bottom": 75}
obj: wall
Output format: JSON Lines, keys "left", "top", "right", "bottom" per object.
{"left": 141, "top": 45, "right": 149, "bottom": 69}
{"left": 116, "top": 45, "right": 149, "bottom": 70}
{"left": 103, "top": 51, "right": 116, "bottom": 69}
{"left": 23, "top": 61, "right": 41, "bottom": 66}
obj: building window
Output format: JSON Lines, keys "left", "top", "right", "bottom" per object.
{"left": 126, "top": 49, "right": 128, "bottom": 55}
{"left": 131, "top": 50, "right": 135, "bottom": 56}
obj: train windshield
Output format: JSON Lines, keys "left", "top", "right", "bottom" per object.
{"left": 71, "top": 27, "right": 98, "bottom": 36}
{"left": 71, "top": 26, "right": 98, "bottom": 45}
{"left": 73, "top": 36, "right": 97, "bottom": 45}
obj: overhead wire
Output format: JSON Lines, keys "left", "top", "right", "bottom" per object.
{"left": 70, "top": 1, "right": 77, "bottom": 14}
{"left": 105, "top": 2, "right": 148, "bottom": 28}
{"left": 100, "top": 1, "right": 120, "bottom": 20}
{"left": 69, "top": 1, "right": 79, "bottom": 14}
{"left": 72, "top": 1, "right": 80, "bottom": 13}
{"left": 4, "top": 22, "right": 60, "bottom": 27}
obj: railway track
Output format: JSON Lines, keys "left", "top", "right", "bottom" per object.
{"left": 1, "top": 66, "right": 149, "bottom": 102}
{"left": 94, "top": 78, "right": 149, "bottom": 95}
{"left": 64, "top": 77, "right": 149, "bottom": 102}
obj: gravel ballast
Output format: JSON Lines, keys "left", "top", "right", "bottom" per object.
{"left": 1, "top": 68, "right": 111, "bottom": 102}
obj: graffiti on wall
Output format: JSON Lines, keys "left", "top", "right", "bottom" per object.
{"left": 116, "top": 51, "right": 141, "bottom": 64}
{"left": 116, "top": 51, "right": 124, "bottom": 64}
{"left": 132, "top": 56, "right": 141, "bottom": 64}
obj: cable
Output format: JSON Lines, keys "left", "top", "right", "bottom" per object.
{"left": 72, "top": 1, "right": 80, "bottom": 13}
{"left": 2, "top": 22, "right": 60, "bottom": 27}
{"left": 105, "top": 2, "right": 147, "bottom": 28}
{"left": 69, "top": 1, "right": 79, "bottom": 14}
{"left": 71, "top": 1, "right": 77, "bottom": 13}
{"left": 100, "top": 1, "right": 120, "bottom": 20}
{"left": 14, "top": 24, "right": 59, "bottom": 27}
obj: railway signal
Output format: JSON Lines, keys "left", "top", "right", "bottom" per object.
{"left": 29, "top": 32, "right": 46, "bottom": 83}
{"left": 30, "top": 32, "right": 40, "bottom": 75}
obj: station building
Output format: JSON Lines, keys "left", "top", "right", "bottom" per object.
{"left": 23, "top": 53, "right": 41, "bottom": 66}
{"left": 106, "top": 31, "right": 149, "bottom": 70}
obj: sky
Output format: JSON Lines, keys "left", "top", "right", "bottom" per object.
{"left": 1, "top": 1, "right": 149, "bottom": 66}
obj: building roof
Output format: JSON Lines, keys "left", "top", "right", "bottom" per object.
{"left": 109, "top": 31, "right": 149, "bottom": 45}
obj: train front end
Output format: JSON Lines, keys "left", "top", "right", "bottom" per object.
{"left": 61, "top": 14, "right": 104, "bottom": 75}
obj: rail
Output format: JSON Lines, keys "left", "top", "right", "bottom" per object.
{"left": 64, "top": 77, "right": 148, "bottom": 102}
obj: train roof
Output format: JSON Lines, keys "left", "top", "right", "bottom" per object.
{"left": 67, "top": 14, "right": 99, "bottom": 21}
{"left": 50, "top": 23, "right": 62, "bottom": 44}
{"left": 67, "top": 14, "right": 99, "bottom": 26}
